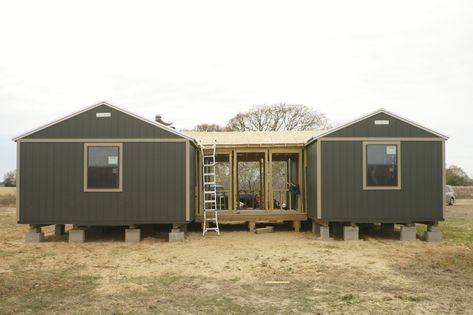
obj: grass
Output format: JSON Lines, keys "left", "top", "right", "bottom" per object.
{"left": 0, "top": 187, "right": 16, "bottom": 206}
{"left": 1, "top": 203, "right": 473, "bottom": 314}
{"left": 0, "top": 268, "right": 98, "bottom": 314}
{"left": 0, "top": 187, "right": 16, "bottom": 196}
{"left": 442, "top": 218, "right": 473, "bottom": 244}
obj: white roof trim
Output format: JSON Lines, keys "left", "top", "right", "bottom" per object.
{"left": 305, "top": 108, "right": 449, "bottom": 145}
{"left": 12, "top": 101, "right": 196, "bottom": 142}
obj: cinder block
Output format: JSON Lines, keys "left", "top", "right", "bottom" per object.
{"left": 55, "top": 224, "right": 65, "bottom": 236}
{"left": 343, "top": 226, "right": 359, "bottom": 241}
{"left": 255, "top": 226, "right": 274, "bottom": 234}
{"left": 381, "top": 223, "right": 395, "bottom": 236}
{"left": 125, "top": 228, "right": 141, "bottom": 242}
{"left": 318, "top": 226, "right": 333, "bottom": 241}
{"left": 169, "top": 231, "right": 185, "bottom": 242}
{"left": 423, "top": 231, "right": 443, "bottom": 242}
{"left": 69, "top": 229, "right": 85, "bottom": 243}
{"left": 423, "top": 226, "right": 443, "bottom": 242}
{"left": 400, "top": 226, "right": 416, "bottom": 241}
{"left": 25, "top": 231, "right": 44, "bottom": 243}
{"left": 248, "top": 221, "right": 256, "bottom": 233}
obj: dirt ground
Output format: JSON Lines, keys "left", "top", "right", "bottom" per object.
{"left": 1, "top": 202, "right": 473, "bottom": 314}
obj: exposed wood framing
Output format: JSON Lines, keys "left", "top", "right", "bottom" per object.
{"left": 195, "top": 211, "right": 307, "bottom": 223}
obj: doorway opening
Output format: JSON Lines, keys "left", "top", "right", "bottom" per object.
{"left": 271, "top": 153, "right": 300, "bottom": 211}
{"left": 236, "top": 152, "right": 265, "bottom": 210}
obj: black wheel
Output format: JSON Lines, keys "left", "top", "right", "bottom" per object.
{"left": 449, "top": 197, "right": 455, "bottom": 206}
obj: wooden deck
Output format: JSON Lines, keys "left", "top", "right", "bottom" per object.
{"left": 195, "top": 210, "right": 307, "bottom": 223}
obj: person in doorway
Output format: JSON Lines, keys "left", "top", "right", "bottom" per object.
{"left": 287, "top": 181, "right": 300, "bottom": 210}
{"left": 255, "top": 194, "right": 261, "bottom": 209}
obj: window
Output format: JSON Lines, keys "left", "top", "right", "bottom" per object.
{"left": 84, "top": 143, "right": 122, "bottom": 192}
{"left": 363, "top": 142, "right": 400, "bottom": 190}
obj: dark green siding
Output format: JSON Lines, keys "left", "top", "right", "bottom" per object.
{"left": 189, "top": 145, "right": 197, "bottom": 221}
{"left": 25, "top": 105, "right": 180, "bottom": 139}
{"left": 320, "top": 141, "right": 443, "bottom": 223}
{"left": 306, "top": 143, "right": 317, "bottom": 218}
{"left": 19, "top": 142, "right": 188, "bottom": 225}
{"left": 329, "top": 113, "right": 437, "bottom": 138}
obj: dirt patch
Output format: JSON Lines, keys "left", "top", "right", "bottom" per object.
{"left": 1, "top": 208, "right": 473, "bottom": 314}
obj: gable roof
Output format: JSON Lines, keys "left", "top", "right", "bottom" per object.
{"left": 184, "top": 130, "right": 323, "bottom": 147}
{"left": 12, "top": 101, "right": 196, "bottom": 142}
{"left": 305, "top": 108, "right": 449, "bottom": 145}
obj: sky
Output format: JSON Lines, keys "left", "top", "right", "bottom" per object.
{"left": 0, "top": 0, "right": 472, "bottom": 177}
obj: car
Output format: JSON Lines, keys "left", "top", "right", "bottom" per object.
{"left": 446, "top": 185, "right": 455, "bottom": 206}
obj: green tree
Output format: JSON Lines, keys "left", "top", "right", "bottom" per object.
{"left": 446, "top": 165, "right": 473, "bottom": 186}
{"left": 2, "top": 170, "right": 16, "bottom": 187}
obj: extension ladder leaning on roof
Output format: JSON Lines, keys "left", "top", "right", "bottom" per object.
{"left": 200, "top": 141, "right": 220, "bottom": 236}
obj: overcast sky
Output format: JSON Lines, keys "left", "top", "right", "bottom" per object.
{"left": 1, "top": 0, "right": 472, "bottom": 177}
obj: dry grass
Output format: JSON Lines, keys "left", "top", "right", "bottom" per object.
{"left": 0, "top": 187, "right": 15, "bottom": 206}
{"left": 453, "top": 186, "right": 473, "bottom": 199}
{"left": 0, "top": 187, "right": 16, "bottom": 196}
{"left": 1, "top": 204, "right": 473, "bottom": 314}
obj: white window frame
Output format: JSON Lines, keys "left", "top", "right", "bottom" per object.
{"left": 84, "top": 143, "right": 123, "bottom": 192}
{"left": 363, "top": 141, "right": 401, "bottom": 190}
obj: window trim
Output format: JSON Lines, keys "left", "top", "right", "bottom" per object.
{"left": 362, "top": 141, "right": 401, "bottom": 190}
{"left": 84, "top": 143, "right": 123, "bottom": 192}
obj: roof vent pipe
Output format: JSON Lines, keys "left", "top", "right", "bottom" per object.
{"left": 155, "top": 114, "right": 175, "bottom": 129}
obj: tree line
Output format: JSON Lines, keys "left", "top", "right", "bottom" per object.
{"left": 189, "top": 103, "right": 331, "bottom": 132}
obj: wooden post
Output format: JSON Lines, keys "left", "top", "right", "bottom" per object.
{"left": 293, "top": 220, "right": 301, "bottom": 233}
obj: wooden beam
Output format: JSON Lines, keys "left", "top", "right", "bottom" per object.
{"left": 195, "top": 212, "right": 307, "bottom": 223}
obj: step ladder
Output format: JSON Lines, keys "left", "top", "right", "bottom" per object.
{"left": 201, "top": 142, "right": 220, "bottom": 236}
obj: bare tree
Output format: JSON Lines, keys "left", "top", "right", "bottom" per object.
{"left": 227, "top": 103, "right": 330, "bottom": 131}
{"left": 190, "top": 123, "right": 228, "bottom": 132}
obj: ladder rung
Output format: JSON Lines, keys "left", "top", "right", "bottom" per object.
{"left": 201, "top": 143, "right": 219, "bottom": 236}
{"left": 204, "top": 228, "right": 219, "bottom": 231}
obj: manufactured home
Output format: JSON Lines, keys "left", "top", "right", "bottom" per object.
{"left": 13, "top": 101, "right": 447, "bottom": 242}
